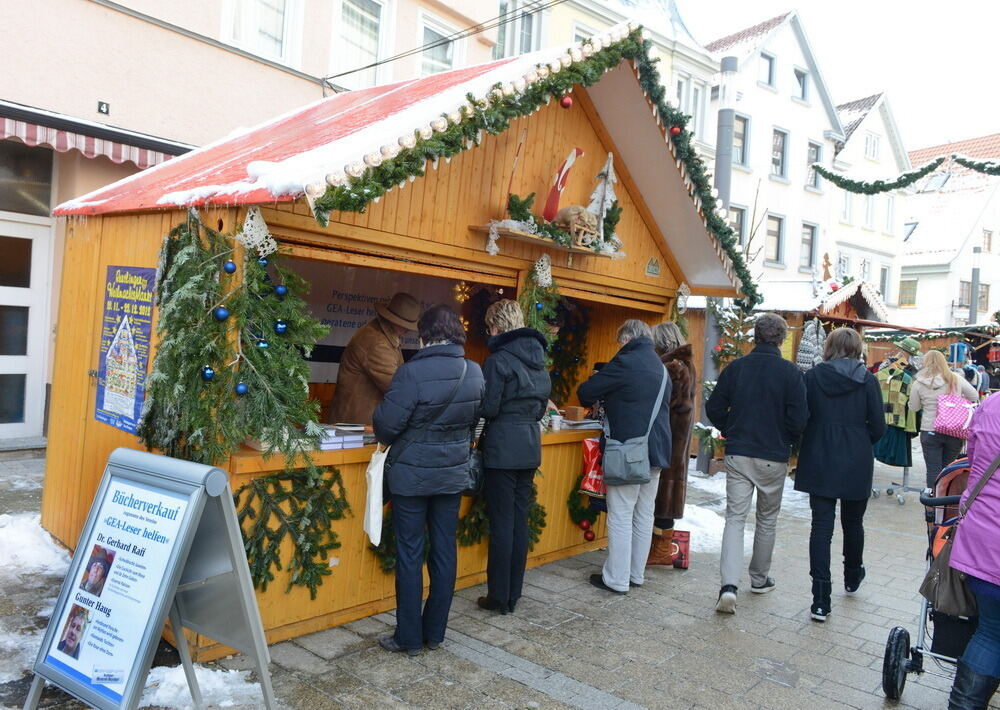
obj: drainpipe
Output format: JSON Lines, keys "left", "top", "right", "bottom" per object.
{"left": 697, "top": 55, "right": 738, "bottom": 473}
{"left": 969, "top": 246, "right": 982, "bottom": 324}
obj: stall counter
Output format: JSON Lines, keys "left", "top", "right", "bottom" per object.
{"left": 189, "top": 427, "right": 605, "bottom": 661}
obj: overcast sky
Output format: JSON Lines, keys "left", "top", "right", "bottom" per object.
{"left": 673, "top": 1, "right": 1000, "bottom": 153}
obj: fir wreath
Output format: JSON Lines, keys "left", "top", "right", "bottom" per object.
{"left": 370, "top": 482, "right": 547, "bottom": 572}
{"left": 567, "top": 475, "right": 600, "bottom": 526}
{"left": 138, "top": 211, "right": 347, "bottom": 597}
{"left": 309, "top": 28, "right": 761, "bottom": 312}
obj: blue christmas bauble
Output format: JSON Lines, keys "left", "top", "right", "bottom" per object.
{"left": 235, "top": 382, "right": 249, "bottom": 396}
{"left": 535, "top": 302, "right": 543, "bottom": 311}
{"left": 201, "top": 366, "right": 215, "bottom": 381}
{"left": 258, "top": 257, "right": 269, "bottom": 267}
{"left": 553, "top": 370, "right": 561, "bottom": 377}
{"left": 213, "top": 306, "right": 230, "bottom": 321}
{"left": 274, "top": 285, "right": 288, "bottom": 298}
{"left": 223, "top": 260, "right": 237, "bottom": 274}
{"left": 274, "top": 320, "right": 288, "bottom": 334}
{"left": 257, "top": 340, "right": 270, "bottom": 349}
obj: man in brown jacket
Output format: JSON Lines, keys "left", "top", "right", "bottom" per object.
{"left": 329, "top": 292, "right": 420, "bottom": 425}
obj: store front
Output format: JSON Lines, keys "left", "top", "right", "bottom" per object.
{"left": 43, "top": 26, "right": 750, "bottom": 659}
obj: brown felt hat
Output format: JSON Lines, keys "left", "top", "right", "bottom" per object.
{"left": 376, "top": 292, "right": 420, "bottom": 330}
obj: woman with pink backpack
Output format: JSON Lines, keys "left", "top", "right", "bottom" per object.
{"left": 909, "top": 350, "right": 979, "bottom": 522}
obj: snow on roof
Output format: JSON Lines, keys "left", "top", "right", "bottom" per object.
{"left": 819, "top": 280, "right": 889, "bottom": 322}
{"left": 836, "top": 93, "right": 882, "bottom": 143}
{"left": 703, "top": 12, "right": 791, "bottom": 55}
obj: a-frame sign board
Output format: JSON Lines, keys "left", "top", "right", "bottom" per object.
{"left": 24, "top": 448, "right": 276, "bottom": 710}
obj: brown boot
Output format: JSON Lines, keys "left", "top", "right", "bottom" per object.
{"left": 646, "top": 528, "right": 677, "bottom": 566}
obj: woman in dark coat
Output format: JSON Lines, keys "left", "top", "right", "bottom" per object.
{"left": 795, "top": 328, "right": 885, "bottom": 622}
{"left": 647, "top": 322, "right": 697, "bottom": 566}
{"left": 477, "top": 299, "right": 551, "bottom": 614}
{"left": 373, "top": 305, "right": 484, "bottom": 655}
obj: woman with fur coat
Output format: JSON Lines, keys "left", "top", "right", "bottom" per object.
{"left": 647, "top": 321, "right": 698, "bottom": 566}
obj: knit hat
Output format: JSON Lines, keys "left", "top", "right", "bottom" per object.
{"left": 893, "top": 337, "right": 921, "bottom": 356}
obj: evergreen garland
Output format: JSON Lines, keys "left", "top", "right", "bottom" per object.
{"left": 138, "top": 211, "right": 348, "bottom": 595}
{"left": 953, "top": 154, "right": 1000, "bottom": 176}
{"left": 505, "top": 192, "right": 575, "bottom": 247}
{"left": 234, "top": 467, "right": 350, "bottom": 599}
{"left": 549, "top": 300, "right": 590, "bottom": 404}
{"left": 308, "top": 28, "right": 761, "bottom": 310}
{"left": 811, "top": 157, "right": 946, "bottom": 195}
{"left": 567, "top": 475, "right": 600, "bottom": 526}
{"left": 519, "top": 257, "right": 561, "bottom": 352}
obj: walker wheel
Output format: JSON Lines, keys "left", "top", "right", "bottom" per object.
{"left": 882, "top": 626, "right": 910, "bottom": 699}
{"left": 887, "top": 488, "right": 895, "bottom": 496}
{"left": 871, "top": 489, "right": 880, "bottom": 499}
{"left": 897, "top": 495, "right": 906, "bottom": 505}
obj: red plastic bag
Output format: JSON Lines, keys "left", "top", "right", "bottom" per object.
{"left": 670, "top": 530, "right": 690, "bottom": 569}
{"left": 579, "top": 438, "right": 606, "bottom": 498}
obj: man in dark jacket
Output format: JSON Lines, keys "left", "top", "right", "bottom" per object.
{"left": 373, "top": 306, "right": 484, "bottom": 655}
{"left": 578, "top": 320, "right": 671, "bottom": 593}
{"left": 478, "top": 299, "right": 551, "bottom": 615}
{"left": 706, "top": 313, "right": 808, "bottom": 614}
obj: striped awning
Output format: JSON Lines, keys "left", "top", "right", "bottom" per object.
{"left": 2, "top": 116, "right": 170, "bottom": 169}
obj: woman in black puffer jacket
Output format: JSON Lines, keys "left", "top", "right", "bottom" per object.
{"left": 373, "top": 305, "right": 484, "bottom": 655}
{"left": 477, "top": 299, "right": 551, "bottom": 615}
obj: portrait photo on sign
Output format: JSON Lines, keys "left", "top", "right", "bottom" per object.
{"left": 79, "top": 545, "right": 115, "bottom": 597}
{"left": 56, "top": 605, "right": 89, "bottom": 660}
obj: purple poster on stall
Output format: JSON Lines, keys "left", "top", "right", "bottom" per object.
{"left": 94, "top": 266, "right": 156, "bottom": 434}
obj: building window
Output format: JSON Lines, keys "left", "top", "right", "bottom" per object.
{"left": 879, "top": 265, "right": 890, "bottom": 298}
{"left": 860, "top": 258, "right": 871, "bottom": 281}
{"left": 800, "top": 223, "right": 816, "bottom": 269}
{"left": 840, "top": 191, "right": 852, "bottom": 224}
{"left": 422, "top": 18, "right": 455, "bottom": 74}
{"left": 837, "top": 252, "right": 850, "bottom": 279}
{"left": 771, "top": 129, "right": 787, "bottom": 178}
{"left": 732, "top": 115, "right": 749, "bottom": 166}
{"left": 572, "top": 22, "right": 595, "bottom": 44}
{"left": 922, "top": 173, "right": 951, "bottom": 192}
{"left": 981, "top": 284, "right": 991, "bottom": 312}
{"left": 493, "top": 1, "right": 540, "bottom": 58}
{"left": 691, "top": 85, "right": 703, "bottom": 136}
{"left": 765, "top": 215, "right": 783, "bottom": 263}
{"left": 899, "top": 279, "right": 917, "bottom": 307}
{"left": 864, "top": 195, "right": 876, "bottom": 229}
{"left": 228, "top": 0, "right": 294, "bottom": 62}
{"left": 806, "top": 141, "right": 821, "bottom": 188}
{"left": 729, "top": 206, "right": 746, "bottom": 244}
{"left": 961, "top": 281, "right": 991, "bottom": 311}
{"left": 0, "top": 141, "right": 53, "bottom": 217}
{"left": 959, "top": 280, "right": 972, "bottom": 307}
{"left": 335, "top": 0, "right": 383, "bottom": 89}
{"left": 984, "top": 229, "right": 993, "bottom": 253}
{"left": 904, "top": 221, "right": 918, "bottom": 240}
{"left": 759, "top": 52, "right": 775, "bottom": 86}
{"left": 675, "top": 76, "right": 689, "bottom": 111}
{"left": 885, "top": 195, "right": 895, "bottom": 234}
{"left": 864, "top": 132, "right": 880, "bottom": 160}
{"left": 794, "top": 69, "right": 808, "bottom": 100}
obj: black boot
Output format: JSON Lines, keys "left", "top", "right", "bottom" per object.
{"left": 810, "top": 579, "right": 832, "bottom": 622}
{"left": 949, "top": 661, "right": 1000, "bottom": 710}
{"left": 844, "top": 566, "right": 866, "bottom": 595}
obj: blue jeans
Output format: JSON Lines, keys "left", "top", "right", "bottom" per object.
{"left": 391, "top": 493, "right": 462, "bottom": 650}
{"left": 962, "top": 586, "right": 1000, "bottom": 677}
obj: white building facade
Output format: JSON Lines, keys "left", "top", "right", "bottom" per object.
{"left": 705, "top": 12, "right": 845, "bottom": 312}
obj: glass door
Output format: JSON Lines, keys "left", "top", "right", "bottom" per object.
{"left": 0, "top": 212, "right": 50, "bottom": 439}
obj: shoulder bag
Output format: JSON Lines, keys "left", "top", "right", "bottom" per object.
{"left": 602, "top": 366, "right": 668, "bottom": 486}
{"left": 919, "top": 451, "right": 1000, "bottom": 617}
{"left": 934, "top": 389, "right": 977, "bottom": 439}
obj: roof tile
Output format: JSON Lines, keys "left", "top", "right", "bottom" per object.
{"left": 704, "top": 12, "right": 791, "bottom": 53}
{"left": 835, "top": 93, "right": 882, "bottom": 143}
{"left": 909, "top": 132, "right": 1000, "bottom": 166}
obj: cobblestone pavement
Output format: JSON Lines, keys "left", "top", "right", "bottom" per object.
{"left": 3, "top": 454, "right": 997, "bottom": 709}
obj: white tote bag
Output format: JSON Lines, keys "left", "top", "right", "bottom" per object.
{"left": 364, "top": 444, "right": 389, "bottom": 546}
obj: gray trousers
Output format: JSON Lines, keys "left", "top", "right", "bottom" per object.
{"left": 720, "top": 454, "right": 787, "bottom": 589}
{"left": 602, "top": 468, "right": 661, "bottom": 592}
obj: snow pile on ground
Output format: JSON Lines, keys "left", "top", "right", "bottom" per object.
{"left": 0, "top": 513, "right": 70, "bottom": 579}
{"left": 687, "top": 471, "right": 812, "bottom": 519}
{"left": 0, "top": 514, "right": 68, "bottom": 683}
{"left": 140, "top": 664, "right": 263, "bottom": 709}
{"left": 680, "top": 504, "right": 730, "bottom": 553}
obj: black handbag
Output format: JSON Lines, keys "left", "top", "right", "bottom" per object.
{"left": 464, "top": 447, "right": 485, "bottom": 497}
{"left": 919, "top": 451, "right": 1000, "bottom": 617}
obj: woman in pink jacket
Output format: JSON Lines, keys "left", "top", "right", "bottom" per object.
{"left": 948, "top": 393, "right": 1000, "bottom": 709}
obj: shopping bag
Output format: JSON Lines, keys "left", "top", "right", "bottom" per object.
{"left": 670, "top": 530, "right": 691, "bottom": 569}
{"left": 578, "top": 438, "right": 606, "bottom": 498}
{"left": 364, "top": 444, "right": 390, "bottom": 546}
{"left": 934, "top": 394, "right": 976, "bottom": 439}
{"left": 919, "top": 525, "right": 977, "bottom": 617}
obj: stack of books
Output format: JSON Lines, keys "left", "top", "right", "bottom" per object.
{"left": 320, "top": 424, "right": 366, "bottom": 451}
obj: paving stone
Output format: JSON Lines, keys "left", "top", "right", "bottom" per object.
{"left": 395, "top": 675, "right": 485, "bottom": 710}
{"left": 268, "top": 641, "right": 331, "bottom": 675}
{"left": 295, "top": 626, "right": 369, "bottom": 660}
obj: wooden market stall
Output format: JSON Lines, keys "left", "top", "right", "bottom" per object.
{"left": 43, "top": 26, "right": 747, "bottom": 660}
